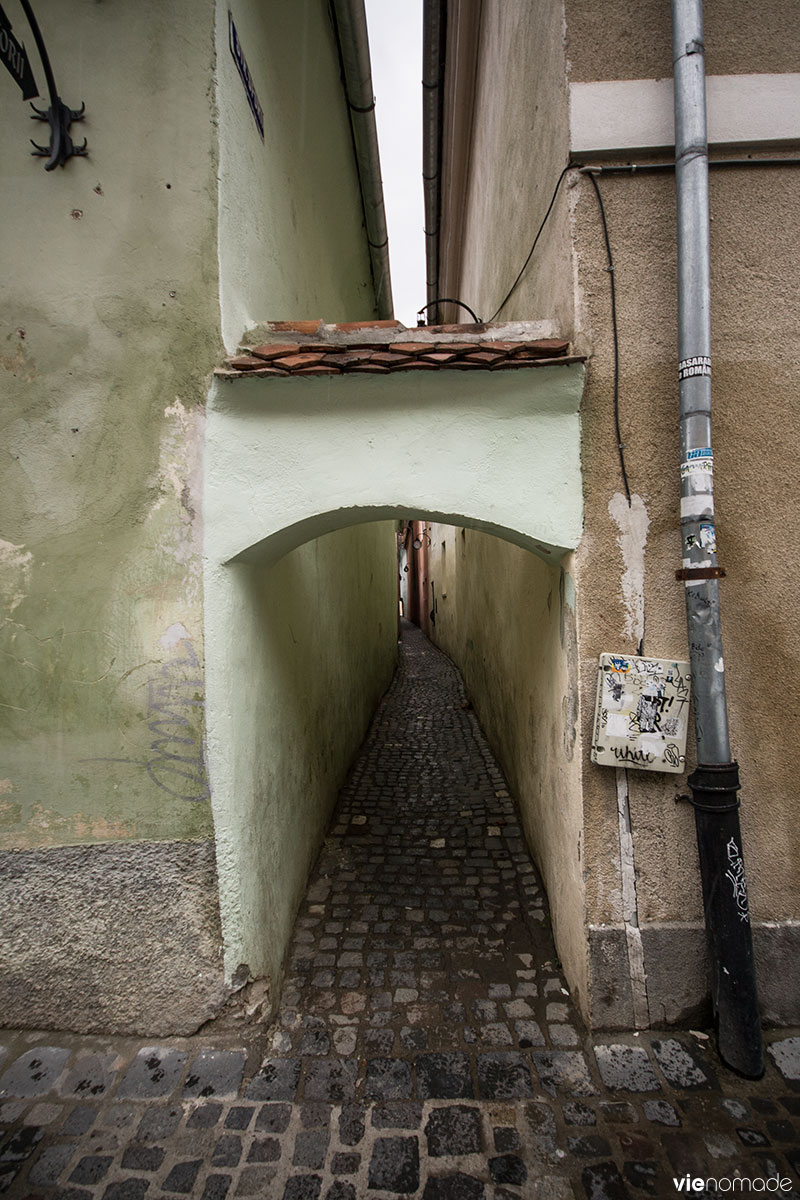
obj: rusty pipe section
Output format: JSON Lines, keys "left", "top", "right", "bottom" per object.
{"left": 671, "top": 0, "right": 763, "bottom": 1078}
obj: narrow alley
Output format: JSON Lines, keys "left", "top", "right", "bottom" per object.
{"left": 1, "top": 625, "right": 799, "bottom": 1199}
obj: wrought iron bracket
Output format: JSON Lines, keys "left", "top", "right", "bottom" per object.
{"left": 21, "top": 0, "right": 87, "bottom": 170}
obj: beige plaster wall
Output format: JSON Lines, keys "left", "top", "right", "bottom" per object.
{"left": 436, "top": 0, "right": 800, "bottom": 1023}
{"left": 572, "top": 162, "right": 800, "bottom": 931}
{"left": 426, "top": 527, "right": 588, "bottom": 1016}
{"left": 440, "top": 0, "right": 575, "bottom": 335}
{"left": 565, "top": 0, "right": 800, "bottom": 82}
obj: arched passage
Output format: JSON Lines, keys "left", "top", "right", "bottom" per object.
{"left": 203, "top": 346, "right": 585, "bottom": 1013}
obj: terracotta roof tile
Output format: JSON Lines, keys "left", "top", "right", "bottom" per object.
{"left": 217, "top": 321, "right": 582, "bottom": 381}
{"left": 250, "top": 343, "right": 301, "bottom": 360}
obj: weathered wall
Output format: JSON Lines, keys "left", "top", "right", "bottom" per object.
{"left": 439, "top": 0, "right": 574, "bottom": 335}
{"left": 569, "top": 153, "right": 800, "bottom": 1029}
{"left": 1, "top": 0, "right": 396, "bottom": 1034}
{"left": 216, "top": 0, "right": 377, "bottom": 349}
{"left": 205, "top": 525, "right": 397, "bottom": 996}
{"left": 206, "top": 1, "right": 402, "bottom": 1009}
{"left": 0, "top": 0, "right": 224, "bottom": 1032}
{"left": 425, "top": 528, "right": 587, "bottom": 1015}
{"left": 437, "top": 0, "right": 800, "bottom": 1025}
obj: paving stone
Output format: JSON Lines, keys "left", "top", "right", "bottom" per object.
{"left": 489, "top": 1154, "right": 527, "bottom": 1185}
{"left": 532, "top": 1051, "right": 598, "bottom": 1096}
{"left": 0, "top": 1047, "right": 70, "bottom": 1097}
{"left": 225, "top": 1105, "right": 255, "bottom": 1130}
{"left": 293, "top": 1129, "right": 329, "bottom": 1168}
{"left": 136, "top": 1105, "right": 182, "bottom": 1141}
{"left": 623, "top": 1159, "right": 658, "bottom": 1195}
{"left": 425, "top": 1105, "right": 482, "bottom": 1156}
{"left": 581, "top": 1160, "right": 630, "bottom": 1198}
{"left": 642, "top": 1099, "right": 681, "bottom": 1126}
{"left": 69, "top": 1154, "right": 113, "bottom": 1184}
{"left": 477, "top": 1053, "right": 534, "bottom": 1099}
{"left": 116, "top": 1049, "right": 189, "bottom": 1100}
{"left": 325, "top": 1184, "right": 356, "bottom": 1200}
{"left": 254, "top": 1102, "right": 292, "bottom": 1132}
{"left": 768, "top": 1038, "right": 800, "bottom": 1082}
{"left": 248, "top": 1135, "right": 281, "bottom": 1161}
{"left": 594, "top": 1045, "right": 660, "bottom": 1093}
{"left": 331, "top": 1151, "right": 360, "bottom": 1174}
{"left": 60, "top": 1054, "right": 119, "bottom": 1099}
{"left": 372, "top": 1102, "right": 422, "bottom": 1129}
{"left": 102, "top": 1182, "right": 150, "bottom": 1200}
{"left": 421, "top": 1177, "right": 485, "bottom": 1200}
{"left": 568, "top": 1134, "right": 612, "bottom": 1157}
{"left": 303, "top": 1060, "right": 357, "bottom": 1103}
{"left": 364, "top": 1059, "right": 412, "bottom": 1100}
{"left": 0, "top": 1123, "right": 43, "bottom": 1162}
{"left": 183, "top": 1050, "right": 246, "bottom": 1099}
{"left": 245, "top": 1058, "right": 301, "bottom": 1101}
{"left": 202, "top": 1176, "right": 232, "bottom": 1200}
{"left": 367, "top": 1136, "right": 420, "bottom": 1193}
{"left": 300, "top": 1103, "right": 331, "bottom": 1128}
{"left": 187, "top": 1100, "right": 223, "bottom": 1128}
{"left": 28, "top": 1142, "right": 76, "bottom": 1185}
{"left": 120, "top": 1144, "right": 165, "bottom": 1170}
{"left": 493, "top": 1126, "right": 521, "bottom": 1152}
{"left": 283, "top": 1175, "right": 323, "bottom": 1200}
{"left": 651, "top": 1039, "right": 712, "bottom": 1089}
{"left": 564, "top": 1101, "right": 597, "bottom": 1126}
{"left": 162, "top": 1158, "right": 202, "bottom": 1192}
{"left": 212, "top": 1133, "right": 242, "bottom": 1166}
{"left": 417, "top": 1054, "right": 473, "bottom": 1099}
{"left": 339, "top": 1105, "right": 365, "bottom": 1146}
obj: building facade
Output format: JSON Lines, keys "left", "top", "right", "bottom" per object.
{"left": 421, "top": 0, "right": 800, "bottom": 1028}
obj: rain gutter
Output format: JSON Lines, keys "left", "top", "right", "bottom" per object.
{"left": 423, "top": 0, "right": 446, "bottom": 322}
{"left": 671, "top": 0, "right": 763, "bottom": 1077}
{"left": 330, "top": 0, "right": 394, "bottom": 319}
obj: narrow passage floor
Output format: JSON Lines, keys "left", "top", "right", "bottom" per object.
{"left": 270, "top": 618, "right": 572, "bottom": 1087}
{"left": 1, "top": 624, "right": 799, "bottom": 1199}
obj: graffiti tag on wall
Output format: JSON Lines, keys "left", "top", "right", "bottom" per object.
{"left": 85, "top": 635, "right": 210, "bottom": 802}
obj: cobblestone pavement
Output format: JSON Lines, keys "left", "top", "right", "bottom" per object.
{"left": 2, "top": 623, "right": 799, "bottom": 1199}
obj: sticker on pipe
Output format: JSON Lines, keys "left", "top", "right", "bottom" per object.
{"left": 591, "top": 653, "right": 691, "bottom": 773}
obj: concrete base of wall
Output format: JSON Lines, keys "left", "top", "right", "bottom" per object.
{"left": 588, "top": 921, "right": 800, "bottom": 1030}
{"left": 0, "top": 839, "right": 228, "bottom": 1036}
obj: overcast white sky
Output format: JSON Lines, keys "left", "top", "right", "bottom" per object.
{"left": 363, "top": 0, "right": 426, "bottom": 326}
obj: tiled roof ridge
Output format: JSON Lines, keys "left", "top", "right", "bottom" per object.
{"left": 216, "top": 319, "right": 584, "bottom": 379}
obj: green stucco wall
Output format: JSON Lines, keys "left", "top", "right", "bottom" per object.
{"left": 216, "top": 0, "right": 378, "bottom": 348}
{"left": 205, "top": 524, "right": 397, "bottom": 993}
{"left": 0, "top": 0, "right": 220, "bottom": 850}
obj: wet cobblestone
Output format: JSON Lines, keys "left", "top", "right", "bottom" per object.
{"left": 1, "top": 624, "right": 799, "bottom": 1197}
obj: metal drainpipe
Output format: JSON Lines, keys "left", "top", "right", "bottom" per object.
{"left": 422, "top": 0, "right": 446, "bottom": 325}
{"left": 330, "top": 0, "right": 394, "bottom": 319}
{"left": 671, "top": 0, "right": 763, "bottom": 1077}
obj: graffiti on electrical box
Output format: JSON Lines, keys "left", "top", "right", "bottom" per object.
{"left": 591, "top": 653, "right": 692, "bottom": 774}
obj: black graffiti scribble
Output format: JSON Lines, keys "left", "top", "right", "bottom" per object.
{"left": 612, "top": 745, "right": 655, "bottom": 765}
{"left": 663, "top": 742, "right": 681, "bottom": 768}
{"left": 82, "top": 639, "right": 210, "bottom": 802}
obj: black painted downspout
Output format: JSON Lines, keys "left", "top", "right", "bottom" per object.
{"left": 671, "top": 0, "right": 763, "bottom": 1078}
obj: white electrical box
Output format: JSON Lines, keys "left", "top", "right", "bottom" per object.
{"left": 591, "top": 653, "right": 691, "bottom": 773}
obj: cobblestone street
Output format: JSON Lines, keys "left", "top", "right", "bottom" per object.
{"left": 1, "top": 623, "right": 799, "bottom": 1198}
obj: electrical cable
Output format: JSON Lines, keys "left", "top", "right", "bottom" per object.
{"left": 583, "top": 170, "right": 631, "bottom": 507}
{"left": 487, "top": 164, "right": 574, "bottom": 322}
